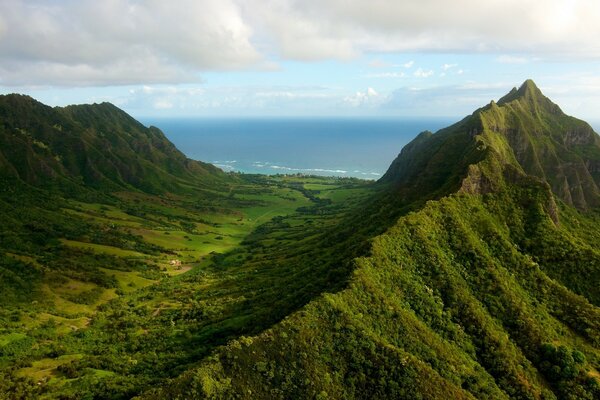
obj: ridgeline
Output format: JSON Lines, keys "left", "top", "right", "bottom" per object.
{"left": 145, "top": 81, "right": 600, "bottom": 399}
{"left": 0, "top": 82, "right": 599, "bottom": 399}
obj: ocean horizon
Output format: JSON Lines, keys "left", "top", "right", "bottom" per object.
{"left": 140, "top": 116, "right": 457, "bottom": 180}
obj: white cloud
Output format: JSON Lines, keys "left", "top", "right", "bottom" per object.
{"left": 2, "top": 1, "right": 600, "bottom": 87}
{"left": 153, "top": 100, "right": 174, "bottom": 110}
{"left": 414, "top": 68, "right": 434, "bottom": 78}
{"left": 0, "top": 0, "right": 261, "bottom": 86}
{"left": 383, "top": 84, "right": 511, "bottom": 116}
{"left": 496, "top": 55, "right": 529, "bottom": 64}
{"left": 344, "top": 87, "right": 384, "bottom": 107}
{"left": 118, "top": 84, "right": 351, "bottom": 115}
{"left": 122, "top": 85, "right": 209, "bottom": 111}
{"left": 365, "top": 72, "right": 405, "bottom": 78}
{"left": 441, "top": 63, "right": 458, "bottom": 71}
{"left": 368, "top": 59, "right": 392, "bottom": 68}
{"left": 241, "top": 0, "right": 600, "bottom": 62}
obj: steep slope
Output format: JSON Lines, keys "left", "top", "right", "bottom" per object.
{"left": 144, "top": 81, "right": 600, "bottom": 399}
{"left": 0, "top": 94, "right": 224, "bottom": 196}
{"left": 382, "top": 79, "right": 600, "bottom": 210}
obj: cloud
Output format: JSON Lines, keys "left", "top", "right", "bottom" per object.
{"left": 414, "top": 68, "right": 434, "bottom": 78}
{"left": 383, "top": 83, "right": 513, "bottom": 116}
{"left": 243, "top": 0, "right": 600, "bottom": 61}
{"left": 0, "top": 0, "right": 261, "bottom": 86}
{"left": 365, "top": 72, "right": 405, "bottom": 78}
{"left": 368, "top": 59, "right": 392, "bottom": 68}
{"left": 121, "top": 85, "right": 208, "bottom": 111}
{"left": 2, "top": 1, "right": 600, "bottom": 86}
{"left": 343, "top": 87, "right": 384, "bottom": 107}
{"left": 118, "top": 84, "right": 349, "bottom": 115}
{"left": 441, "top": 63, "right": 458, "bottom": 71}
{"left": 496, "top": 55, "right": 529, "bottom": 64}
{"left": 381, "top": 78, "right": 600, "bottom": 120}
{"left": 401, "top": 61, "right": 415, "bottom": 68}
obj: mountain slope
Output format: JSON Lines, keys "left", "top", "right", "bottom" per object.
{"left": 144, "top": 81, "right": 600, "bottom": 399}
{"left": 0, "top": 94, "right": 224, "bottom": 196}
{"left": 382, "top": 79, "right": 600, "bottom": 210}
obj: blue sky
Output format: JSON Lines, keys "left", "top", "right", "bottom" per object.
{"left": 1, "top": 1, "right": 600, "bottom": 121}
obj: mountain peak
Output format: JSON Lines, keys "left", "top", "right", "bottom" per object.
{"left": 497, "top": 79, "right": 544, "bottom": 105}
{"left": 520, "top": 78, "right": 540, "bottom": 91}
{"left": 382, "top": 80, "right": 600, "bottom": 210}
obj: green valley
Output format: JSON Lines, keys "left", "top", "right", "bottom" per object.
{"left": 1, "top": 81, "right": 600, "bottom": 399}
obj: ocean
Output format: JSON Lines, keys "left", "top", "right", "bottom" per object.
{"left": 139, "top": 117, "right": 459, "bottom": 179}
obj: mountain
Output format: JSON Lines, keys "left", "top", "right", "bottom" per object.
{"left": 144, "top": 81, "right": 600, "bottom": 399}
{"left": 381, "top": 79, "right": 600, "bottom": 210}
{"left": 0, "top": 94, "right": 224, "bottom": 196}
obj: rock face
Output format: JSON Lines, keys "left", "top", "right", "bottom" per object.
{"left": 382, "top": 79, "right": 600, "bottom": 210}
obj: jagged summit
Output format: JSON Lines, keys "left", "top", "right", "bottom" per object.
{"left": 382, "top": 81, "right": 600, "bottom": 210}
{"left": 496, "top": 79, "right": 563, "bottom": 116}
{"left": 498, "top": 79, "right": 541, "bottom": 102}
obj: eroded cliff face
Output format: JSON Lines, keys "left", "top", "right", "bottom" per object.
{"left": 459, "top": 164, "right": 493, "bottom": 195}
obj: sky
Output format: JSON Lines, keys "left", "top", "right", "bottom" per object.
{"left": 1, "top": 0, "right": 600, "bottom": 120}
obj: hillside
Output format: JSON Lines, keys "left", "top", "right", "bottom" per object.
{"left": 0, "top": 94, "right": 224, "bottom": 196}
{"left": 143, "top": 81, "right": 600, "bottom": 399}
{"left": 381, "top": 80, "right": 600, "bottom": 210}
{"left": 0, "top": 83, "right": 599, "bottom": 399}
{"left": 0, "top": 95, "right": 376, "bottom": 398}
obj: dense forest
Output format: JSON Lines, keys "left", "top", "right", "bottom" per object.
{"left": 0, "top": 81, "right": 599, "bottom": 399}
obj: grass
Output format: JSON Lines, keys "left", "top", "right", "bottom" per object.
{"left": 98, "top": 267, "right": 156, "bottom": 294}
{"left": 0, "top": 175, "right": 374, "bottom": 398}
{"left": 17, "top": 354, "right": 84, "bottom": 382}
{"left": 60, "top": 239, "right": 146, "bottom": 258}
{"left": 0, "top": 333, "right": 27, "bottom": 346}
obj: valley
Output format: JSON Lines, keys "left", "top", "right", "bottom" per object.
{"left": 1, "top": 81, "right": 600, "bottom": 399}
{"left": 0, "top": 171, "right": 371, "bottom": 398}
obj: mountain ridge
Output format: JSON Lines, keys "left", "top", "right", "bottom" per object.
{"left": 0, "top": 85, "right": 599, "bottom": 399}
{"left": 382, "top": 79, "right": 600, "bottom": 210}
{"left": 143, "top": 81, "right": 600, "bottom": 399}
{"left": 0, "top": 93, "right": 225, "bottom": 197}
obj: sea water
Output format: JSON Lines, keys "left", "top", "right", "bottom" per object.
{"left": 140, "top": 117, "right": 457, "bottom": 180}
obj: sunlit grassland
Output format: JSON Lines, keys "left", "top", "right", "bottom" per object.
{"left": 60, "top": 239, "right": 146, "bottom": 258}
{"left": 16, "top": 354, "right": 84, "bottom": 382}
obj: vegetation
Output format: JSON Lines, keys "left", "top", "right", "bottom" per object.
{"left": 1, "top": 82, "right": 599, "bottom": 399}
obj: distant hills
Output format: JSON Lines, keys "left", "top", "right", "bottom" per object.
{"left": 0, "top": 94, "right": 224, "bottom": 197}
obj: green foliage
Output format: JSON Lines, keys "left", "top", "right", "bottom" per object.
{"left": 0, "top": 94, "right": 226, "bottom": 197}
{"left": 1, "top": 85, "right": 600, "bottom": 399}
{"left": 539, "top": 344, "right": 584, "bottom": 382}
{"left": 143, "top": 81, "right": 600, "bottom": 399}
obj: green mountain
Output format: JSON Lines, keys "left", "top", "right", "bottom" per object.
{"left": 143, "top": 81, "right": 600, "bottom": 399}
{"left": 0, "top": 95, "right": 372, "bottom": 398}
{"left": 0, "top": 94, "right": 224, "bottom": 196}
{"left": 381, "top": 79, "right": 600, "bottom": 210}
{"left": 0, "top": 83, "right": 599, "bottom": 399}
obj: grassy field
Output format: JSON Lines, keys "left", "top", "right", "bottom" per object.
{"left": 0, "top": 174, "right": 373, "bottom": 397}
